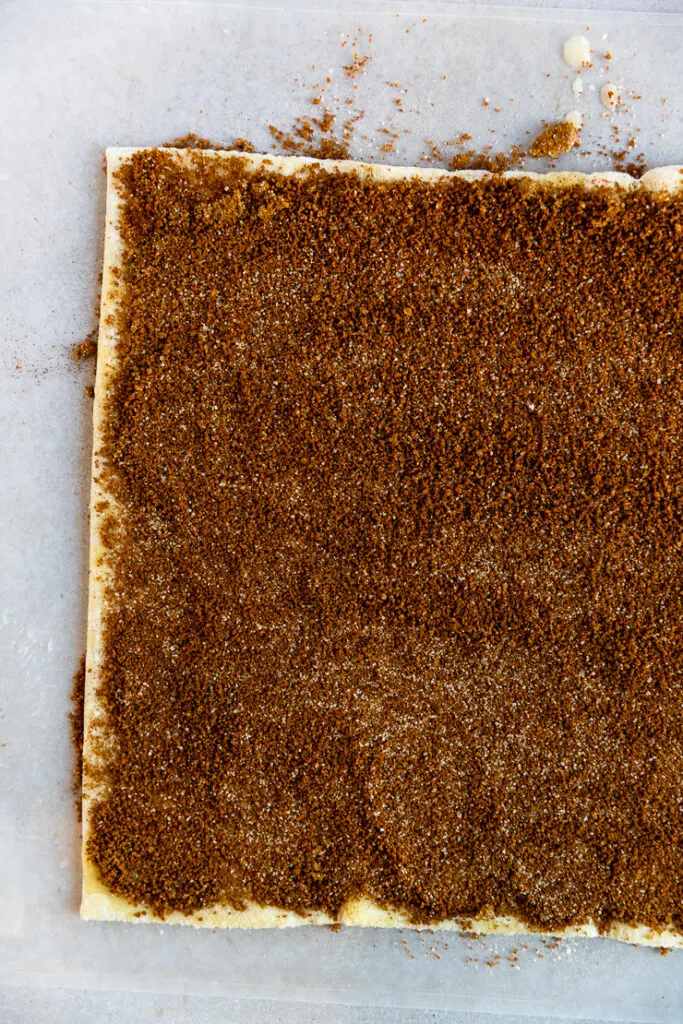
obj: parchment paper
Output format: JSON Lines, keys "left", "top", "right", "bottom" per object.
{"left": 1, "top": 1, "right": 682, "bottom": 1018}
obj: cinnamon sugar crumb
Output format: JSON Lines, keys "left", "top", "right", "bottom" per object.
{"left": 529, "top": 121, "right": 580, "bottom": 159}
{"left": 71, "top": 330, "right": 98, "bottom": 362}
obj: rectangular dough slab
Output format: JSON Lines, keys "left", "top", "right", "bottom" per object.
{"left": 81, "top": 147, "right": 683, "bottom": 946}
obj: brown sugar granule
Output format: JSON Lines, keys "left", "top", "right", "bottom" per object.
{"left": 70, "top": 656, "right": 86, "bottom": 819}
{"left": 71, "top": 329, "right": 98, "bottom": 362}
{"left": 164, "top": 133, "right": 217, "bottom": 150}
{"left": 164, "top": 135, "right": 256, "bottom": 153}
{"left": 269, "top": 115, "right": 350, "bottom": 161}
{"left": 611, "top": 149, "right": 648, "bottom": 178}
{"left": 449, "top": 146, "right": 526, "bottom": 174}
{"left": 232, "top": 138, "right": 255, "bottom": 153}
{"left": 529, "top": 121, "right": 581, "bottom": 159}
{"left": 87, "top": 148, "right": 683, "bottom": 934}
{"left": 343, "top": 51, "right": 371, "bottom": 78}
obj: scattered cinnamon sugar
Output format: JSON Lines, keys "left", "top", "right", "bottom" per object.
{"left": 343, "top": 52, "right": 371, "bottom": 78}
{"left": 164, "top": 29, "right": 657, "bottom": 185}
{"left": 164, "top": 133, "right": 217, "bottom": 150}
{"left": 164, "top": 134, "right": 256, "bottom": 153}
{"left": 71, "top": 330, "right": 98, "bottom": 362}
{"left": 529, "top": 121, "right": 581, "bottom": 159}
{"left": 86, "top": 148, "right": 683, "bottom": 934}
{"left": 611, "top": 149, "right": 648, "bottom": 178}
{"left": 449, "top": 145, "right": 526, "bottom": 173}
{"left": 422, "top": 137, "right": 528, "bottom": 174}
{"left": 342, "top": 110, "right": 366, "bottom": 145}
{"left": 269, "top": 112, "right": 350, "bottom": 161}
{"left": 233, "top": 137, "right": 256, "bottom": 153}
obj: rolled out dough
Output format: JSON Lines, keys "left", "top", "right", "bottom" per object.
{"left": 81, "top": 147, "right": 683, "bottom": 947}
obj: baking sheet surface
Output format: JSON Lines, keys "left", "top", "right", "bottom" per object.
{"left": 1, "top": 1, "right": 682, "bottom": 1017}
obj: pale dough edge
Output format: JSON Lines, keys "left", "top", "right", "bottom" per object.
{"left": 81, "top": 148, "right": 683, "bottom": 946}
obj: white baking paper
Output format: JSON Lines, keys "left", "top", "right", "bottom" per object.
{"left": 1, "top": 1, "right": 682, "bottom": 1018}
